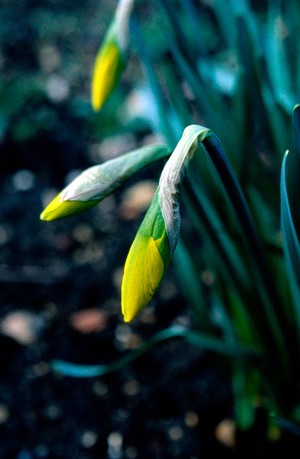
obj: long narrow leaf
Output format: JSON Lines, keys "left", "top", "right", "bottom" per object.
{"left": 280, "top": 151, "right": 300, "bottom": 332}
{"left": 265, "top": 1, "right": 295, "bottom": 114}
{"left": 173, "top": 238, "right": 212, "bottom": 330}
{"left": 52, "top": 326, "right": 259, "bottom": 378}
{"left": 201, "top": 133, "right": 285, "bottom": 343}
{"left": 293, "top": 104, "right": 300, "bottom": 152}
{"left": 183, "top": 179, "right": 250, "bottom": 296}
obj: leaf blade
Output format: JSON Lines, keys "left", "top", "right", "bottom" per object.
{"left": 280, "top": 151, "right": 300, "bottom": 331}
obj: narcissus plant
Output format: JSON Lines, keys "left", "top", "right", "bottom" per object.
{"left": 41, "top": 0, "right": 300, "bottom": 439}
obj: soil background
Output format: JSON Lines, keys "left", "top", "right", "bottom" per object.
{"left": 0, "top": 1, "right": 299, "bottom": 458}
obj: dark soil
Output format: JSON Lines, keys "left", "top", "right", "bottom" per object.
{"left": 0, "top": 135, "right": 234, "bottom": 459}
{"left": 0, "top": 184, "right": 298, "bottom": 459}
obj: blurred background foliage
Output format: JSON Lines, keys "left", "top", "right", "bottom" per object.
{"left": 1, "top": 0, "right": 131, "bottom": 184}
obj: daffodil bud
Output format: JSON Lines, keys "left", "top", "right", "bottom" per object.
{"left": 121, "top": 191, "right": 171, "bottom": 322}
{"left": 40, "top": 144, "right": 170, "bottom": 222}
{"left": 91, "top": 0, "right": 134, "bottom": 112}
{"left": 121, "top": 125, "right": 203, "bottom": 322}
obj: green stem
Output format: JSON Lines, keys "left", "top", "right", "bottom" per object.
{"left": 183, "top": 180, "right": 250, "bottom": 299}
{"left": 198, "top": 130, "right": 287, "bottom": 362}
{"left": 51, "top": 325, "right": 259, "bottom": 378}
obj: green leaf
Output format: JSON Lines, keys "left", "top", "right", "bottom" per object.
{"left": 293, "top": 104, "right": 300, "bottom": 152}
{"left": 232, "top": 362, "right": 260, "bottom": 430}
{"left": 280, "top": 151, "right": 300, "bottom": 329}
{"left": 52, "top": 326, "right": 259, "bottom": 378}
{"left": 265, "top": 2, "right": 295, "bottom": 114}
{"left": 271, "top": 414, "right": 300, "bottom": 437}
{"left": 173, "top": 238, "right": 211, "bottom": 330}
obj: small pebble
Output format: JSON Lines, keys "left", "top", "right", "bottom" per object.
{"left": 45, "top": 75, "right": 70, "bottom": 102}
{"left": 184, "top": 411, "right": 199, "bottom": 428}
{"left": 12, "top": 170, "right": 35, "bottom": 191}
{"left": 113, "top": 409, "right": 129, "bottom": 423}
{"left": 31, "top": 361, "right": 50, "bottom": 377}
{"left": 92, "top": 381, "right": 108, "bottom": 397}
{"left": 125, "top": 446, "right": 138, "bottom": 458}
{"left": 112, "top": 266, "right": 123, "bottom": 290}
{"left": 0, "top": 403, "right": 9, "bottom": 424}
{"left": 38, "top": 44, "right": 61, "bottom": 73}
{"left": 0, "top": 311, "right": 44, "bottom": 345}
{"left": 98, "top": 135, "right": 136, "bottom": 161}
{"left": 43, "top": 404, "right": 61, "bottom": 420}
{"left": 168, "top": 425, "right": 184, "bottom": 441}
{"left": 115, "top": 325, "right": 141, "bottom": 350}
{"left": 72, "top": 224, "right": 93, "bottom": 243}
{"left": 73, "top": 242, "right": 104, "bottom": 264}
{"left": 0, "top": 225, "right": 10, "bottom": 245}
{"left": 122, "top": 379, "right": 140, "bottom": 396}
{"left": 119, "top": 181, "right": 157, "bottom": 220}
{"left": 69, "top": 308, "right": 108, "bottom": 334}
{"left": 80, "top": 430, "right": 98, "bottom": 448}
{"left": 107, "top": 431, "right": 123, "bottom": 458}
{"left": 139, "top": 306, "right": 156, "bottom": 324}
{"left": 215, "top": 419, "right": 236, "bottom": 448}
{"left": 114, "top": 324, "right": 132, "bottom": 348}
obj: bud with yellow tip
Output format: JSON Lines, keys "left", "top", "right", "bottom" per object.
{"left": 40, "top": 144, "right": 170, "bottom": 221}
{"left": 121, "top": 126, "right": 202, "bottom": 322}
{"left": 91, "top": 0, "right": 134, "bottom": 112}
{"left": 121, "top": 191, "right": 171, "bottom": 322}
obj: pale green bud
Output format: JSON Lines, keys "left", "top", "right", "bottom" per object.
{"left": 40, "top": 144, "right": 170, "bottom": 221}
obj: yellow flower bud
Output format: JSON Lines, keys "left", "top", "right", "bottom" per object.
{"left": 40, "top": 144, "right": 170, "bottom": 222}
{"left": 91, "top": 0, "right": 134, "bottom": 112}
{"left": 121, "top": 125, "right": 204, "bottom": 322}
{"left": 91, "top": 38, "right": 124, "bottom": 112}
{"left": 121, "top": 192, "right": 171, "bottom": 322}
{"left": 40, "top": 192, "right": 98, "bottom": 222}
